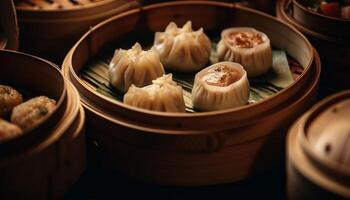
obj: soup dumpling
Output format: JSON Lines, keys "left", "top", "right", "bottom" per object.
{"left": 217, "top": 27, "right": 272, "bottom": 77}
{"left": 153, "top": 21, "right": 211, "bottom": 72}
{"left": 109, "top": 43, "right": 165, "bottom": 93}
{"left": 124, "top": 74, "right": 186, "bottom": 113}
{"left": 192, "top": 62, "right": 250, "bottom": 111}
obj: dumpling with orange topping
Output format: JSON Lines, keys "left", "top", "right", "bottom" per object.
{"left": 217, "top": 27, "right": 272, "bottom": 77}
{"left": 191, "top": 62, "right": 250, "bottom": 111}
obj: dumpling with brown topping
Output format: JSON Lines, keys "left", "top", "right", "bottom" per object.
{"left": 11, "top": 96, "right": 56, "bottom": 131}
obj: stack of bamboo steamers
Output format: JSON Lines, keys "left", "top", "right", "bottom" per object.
{"left": 0, "top": 0, "right": 349, "bottom": 199}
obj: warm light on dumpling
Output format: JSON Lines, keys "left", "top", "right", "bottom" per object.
{"left": 191, "top": 62, "right": 250, "bottom": 111}
{"left": 109, "top": 43, "right": 165, "bottom": 93}
{"left": 217, "top": 27, "right": 272, "bottom": 77}
{"left": 153, "top": 21, "right": 211, "bottom": 72}
{"left": 123, "top": 74, "right": 186, "bottom": 113}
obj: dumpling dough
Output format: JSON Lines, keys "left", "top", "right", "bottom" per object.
{"left": 153, "top": 21, "right": 211, "bottom": 72}
{"left": 217, "top": 27, "right": 272, "bottom": 77}
{"left": 192, "top": 62, "right": 250, "bottom": 111}
{"left": 109, "top": 43, "right": 165, "bottom": 93}
{"left": 124, "top": 74, "right": 186, "bottom": 113}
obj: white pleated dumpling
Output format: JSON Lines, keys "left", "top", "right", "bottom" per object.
{"left": 217, "top": 27, "right": 272, "bottom": 77}
{"left": 123, "top": 74, "right": 186, "bottom": 113}
{"left": 153, "top": 21, "right": 211, "bottom": 72}
{"left": 191, "top": 62, "right": 250, "bottom": 111}
{"left": 109, "top": 43, "right": 165, "bottom": 93}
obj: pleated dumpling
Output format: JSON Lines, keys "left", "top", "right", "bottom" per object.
{"left": 191, "top": 62, "right": 250, "bottom": 111}
{"left": 217, "top": 27, "right": 272, "bottom": 77}
{"left": 124, "top": 74, "right": 186, "bottom": 113}
{"left": 109, "top": 43, "right": 165, "bottom": 93}
{"left": 153, "top": 21, "right": 211, "bottom": 72}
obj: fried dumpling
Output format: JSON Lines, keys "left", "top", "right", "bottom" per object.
{"left": 191, "top": 62, "right": 250, "bottom": 111}
{"left": 124, "top": 74, "right": 186, "bottom": 113}
{"left": 0, "top": 119, "right": 23, "bottom": 142}
{"left": 0, "top": 85, "right": 23, "bottom": 118}
{"left": 109, "top": 43, "right": 165, "bottom": 93}
{"left": 217, "top": 27, "right": 272, "bottom": 77}
{"left": 11, "top": 96, "right": 56, "bottom": 131}
{"left": 153, "top": 21, "right": 211, "bottom": 72}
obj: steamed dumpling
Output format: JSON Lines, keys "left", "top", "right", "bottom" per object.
{"left": 109, "top": 43, "right": 165, "bottom": 93}
{"left": 124, "top": 74, "right": 186, "bottom": 113}
{"left": 217, "top": 27, "right": 272, "bottom": 77}
{"left": 0, "top": 85, "right": 23, "bottom": 118}
{"left": 153, "top": 21, "right": 211, "bottom": 72}
{"left": 191, "top": 62, "right": 250, "bottom": 111}
{"left": 11, "top": 96, "right": 56, "bottom": 131}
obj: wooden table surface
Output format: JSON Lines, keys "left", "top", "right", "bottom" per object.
{"left": 64, "top": 164, "right": 286, "bottom": 199}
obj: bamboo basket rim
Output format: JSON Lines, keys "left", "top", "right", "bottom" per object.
{"left": 0, "top": 50, "right": 67, "bottom": 145}
{"left": 0, "top": 81, "right": 81, "bottom": 166}
{"left": 276, "top": 0, "right": 350, "bottom": 44}
{"left": 0, "top": 0, "right": 18, "bottom": 50}
{"left": 0, "top": 29, "right": 6, "bottom": 49}
{"left": 293, "top": 0, "right": 350, "bottom": 22}
{"left": 67, "top": 1, "right": 315, "bottom": 119}
{"left": 15, "top": 0, "right": 131, "bottom": 12}
{"left": 297, "top": 90, "right": 350, "bottom": 181}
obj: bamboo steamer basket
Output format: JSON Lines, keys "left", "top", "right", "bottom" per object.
{"left": 0, "top": 0, "right": 19, "bottom": 50}
{"left": 276, "top": 0, "right": 350, "bottom": 94}
{"left": 15, "top": 0, "right": 141, "bottom": 64}
{"left": 0, "top": 50, "right": 86, "bottom": 200}
{"left": 144, "top": 0, "right": 276, "bottom": 14}
{"left": 287, "top": 90, "right": 350, "bottom": 199}
{"left": 62, "top": 1, "right": 320, "bottom": 186}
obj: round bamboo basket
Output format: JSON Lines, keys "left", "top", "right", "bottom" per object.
{"left": 287, "top": 90, "right": 350, "bottom": 199}
{"left": 62, "top": 1, "right": 321, "bottom": 186}
{"left": 0, "top": 50, "right": 86, "bottom": 200}
{"left": 15, "top": 0, "right": 141, "bottom": 64}
{"left": 144, "top": 0, "right": 276, "bottom": 14}
{"left": 0, "top": 0, "right": 19, "bottom": 50}
{"left": 276, "top": 0, "right": 350, "bottom": 94}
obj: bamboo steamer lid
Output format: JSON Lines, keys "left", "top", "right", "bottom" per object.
{"left": 287, "top": 90, "right": 350, "bottom": 199}
{"left": 0, "top": 0, "right": 19, "bottom": 50}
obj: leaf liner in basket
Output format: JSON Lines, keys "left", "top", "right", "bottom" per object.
{"left": 80, "top": 28, "right": 304, "bottom": 113}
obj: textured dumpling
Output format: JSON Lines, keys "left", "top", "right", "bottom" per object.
{"left": 11, "top": 96, "right": 56, "bottom": 131}
{"left": 109, "top": 43, "right": 165, "bottom": 93}
{"left": 0, "top": 119, "right": 23, "bottom": 142}
{"left": 0, "top": 85, "right": 23, "bottom": 118}
{"left": 217, "top": 27, "right": 272, "bottom": 77}
{"left": 124, "top": 74, "right": 186, "bottom": 113}
{"left": 153, "top": 21, "right": 211, "bottom": 72}
{"left": 191, "top": 62, "right": 250, "bottom": 111}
